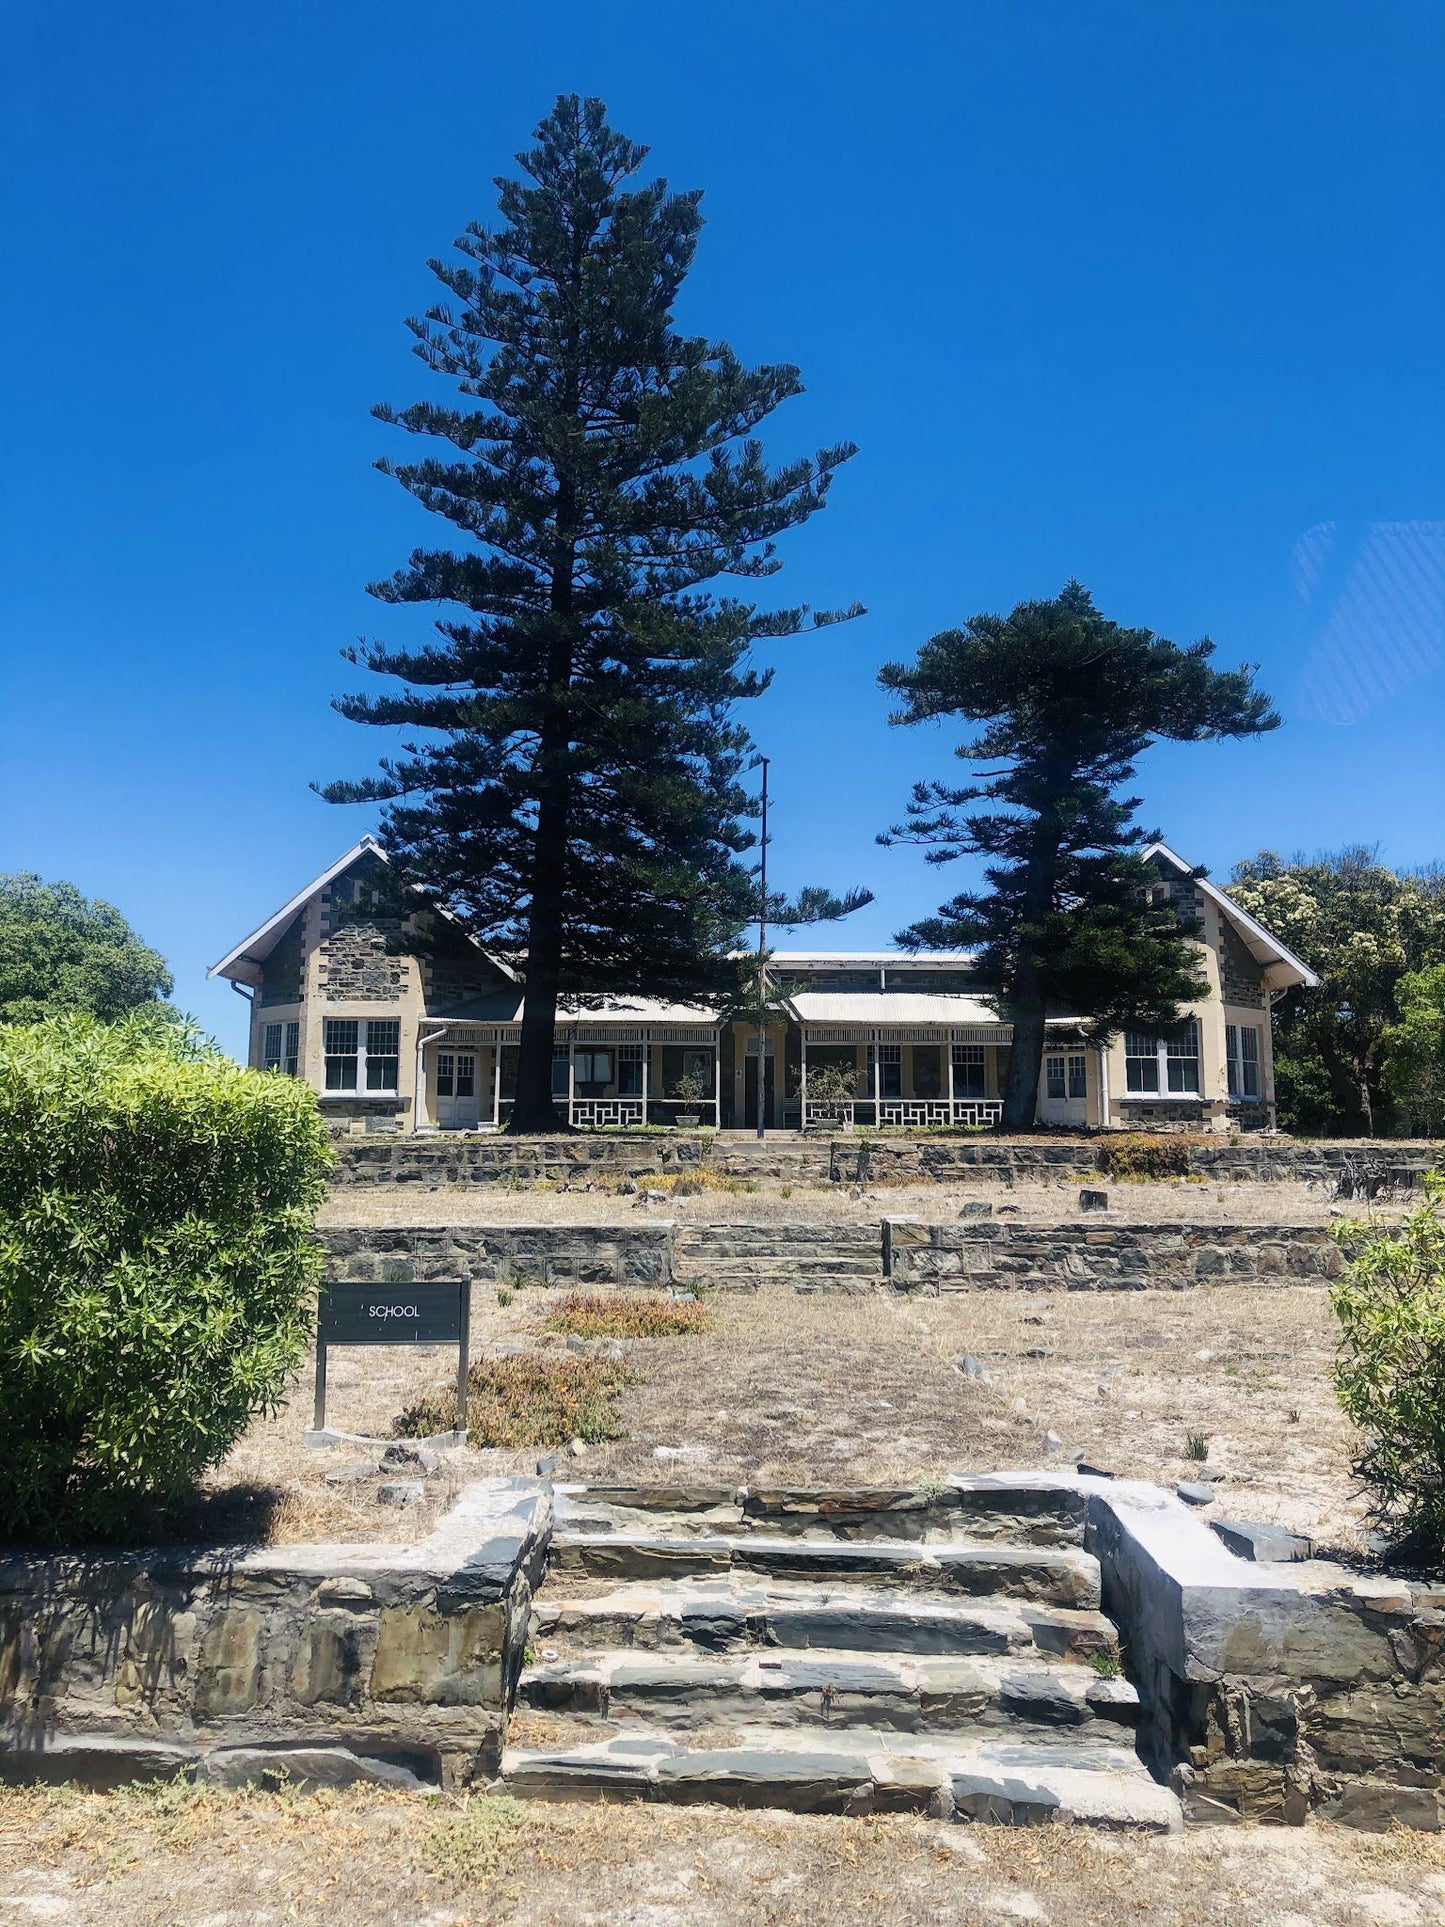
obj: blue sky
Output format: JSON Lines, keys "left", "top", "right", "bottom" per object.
{"left": 2, "top": 1, "right": 1442, "bottom": 1057}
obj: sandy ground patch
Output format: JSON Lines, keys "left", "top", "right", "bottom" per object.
{"left": 204, "top": 1280, "right": 1363, "bottom": 1548}
{"left": 4, "top": 1781, "right": 1445, "bottom": 1926}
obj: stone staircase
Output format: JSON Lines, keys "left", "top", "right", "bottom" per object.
{"left": 671, "top": 1221, "right": 881, "bottom": 1292}
{"left": 499, "top": 1484, "right": 1181, "bottom": 1829}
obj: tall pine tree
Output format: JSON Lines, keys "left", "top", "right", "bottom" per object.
{"left": 879, "top": 582, "right": 1279, "bottom": 1130}
{"left": 323, "top": 96, "right": 857, "bottom": 1130}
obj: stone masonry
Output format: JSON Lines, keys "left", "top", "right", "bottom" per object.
{"left": 321, "top": 1223, "right": 676, "bottom": 1290}
{"left": 0, "top": 1480, "right": 550, "bottom": 1791}
{"left": 883, "top": 1219, "right": 1344, "bottom": 1292}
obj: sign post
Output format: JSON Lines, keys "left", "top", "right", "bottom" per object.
{"left": 312, "top": 1276, "right": 472, "bottom": 1439}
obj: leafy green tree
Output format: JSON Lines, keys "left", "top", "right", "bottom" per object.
{"left": 1382, "top": 967, "right": 1445, "bottom": 1138}
{"left": 1332, "top": 1173, "right": 1445, "bottom": 1557}
{"left": 0, "top": 1014, "right": 330, "bottom": 1543}
{"left": 0, "top": 874, "right": 172, "bottom": 1025}
{"left": 880, "top": 582, "right": 1278, "bottom": 1130}
{"left": 1229, "top": 850, "right": 1445, "bottom": 1136}
{"left": 323, "top": 96, "right": 857, "bottom": 1131}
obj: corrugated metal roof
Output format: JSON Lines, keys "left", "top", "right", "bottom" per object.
{"left": 786, "top": 991, "right": 1002, "bottom": 1026}
{"left": 433, "top": 992, "right": 719, "bottom": 1027}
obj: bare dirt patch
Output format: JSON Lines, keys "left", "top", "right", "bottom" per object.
{"left": 5, "top": 1781, "right": 1445, "bottom": 1926}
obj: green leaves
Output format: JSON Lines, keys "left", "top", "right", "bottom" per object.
{"left": 0, "top": 1014, "right": 332, "bottom": 1543}
{"left": 1332, "top": 1172, "right": 1445, "bottom": 1557}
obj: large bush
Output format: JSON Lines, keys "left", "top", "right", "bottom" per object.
{"left": 1332, "top": 1171, "right": 1445, "bottom": 1560}
{"left": 0, "top": 1015, "right": 330, "bottom": 1543}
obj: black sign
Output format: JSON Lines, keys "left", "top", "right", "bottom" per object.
{"left": 319, "top": 1280, "right": 466, "bottom": 1347}
{"left": 311, "top": 1277, "right": 471, "bottom": 1437}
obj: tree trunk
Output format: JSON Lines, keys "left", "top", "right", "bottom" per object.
{"left": 1000, "top": 993, "right": 1047, "bottom": 1131}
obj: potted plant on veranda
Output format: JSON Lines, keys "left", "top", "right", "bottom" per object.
{"left": 797, "top": 1060, "right": 858, "bottom": 1130}
{"left": 668, "top": 1068, "right": 712, "bottom": 1128}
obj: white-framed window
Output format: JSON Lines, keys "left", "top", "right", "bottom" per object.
{"left": 262, "top": 1020, "right": 299, "bottom": 1076}
{"left": 1067, "top": 1053, "right": 1088, "bottom": 1099}
{"left": 573, "top": 1046, "right": 614, "bottom": 1090}
{"left": 1046, "top": 1052, "right": 1089, "bottom": 1100}
{"left": 324, "top": 1017, "right": 400, "bottom": 1093}
{"left": 1045, "top": 1054, "right": 1067, "bottom": 1100}
{"left": 551, "top": 1044, "right": 570, "bottom": 1098}
{"left": 1227, "top": 1023, "right": 1262, "bottom": 1099}
{"left": 869, "top": 1042, "right": 903, "bottom": 1097}
{"left": 1125, "top": 1022, "right": 1200, "bottom": 1095}
{"left": 618, "top": 1041, "right": 647, "bottom": 1096}
{"left": 951, "top": 1042, "right": 986, "bottom": 1099}
{"left": 436, "top": 1051, "right": 475, "bottom": 1099}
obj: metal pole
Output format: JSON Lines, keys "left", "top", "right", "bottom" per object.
{"left": 456, "top": 1273, "right": 471, "bottom": 1441}
{"left": 755, "top": 757, "right": 770, "bottom": 1141}
{"left": 313, "top": 1337, "right": 328, "bottom": 1434}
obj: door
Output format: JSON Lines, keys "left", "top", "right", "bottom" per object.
{"left": 743, "top": 1054, "right": 776, "bottom": 1130}
{"left": 434, "top": 1050, "right": 480, "bottom": 1129}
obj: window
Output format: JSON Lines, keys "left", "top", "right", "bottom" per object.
{"left": 436, "top": 1052, "right": 475, "bottom": 1099}
{"left": 1227, "top": 1024, "right": 1262, "bottom": 1099}
{"left": 262, "top": 1021, "right": 299, "bottom": 1076}
{"left": 1067, "top": 1053, "right": 1088, "bottom": 1100}
{"left": 324, "top": 1019, "right": 358, "bottom": 1091}
{"left": 573, "top": 1047, "right": 614, "bottom": 1090}
{"left": 324, "top": 1018, "right": 399, "bottom": 1093}
{"left": 1126, "top": 1023, "right": 1200, "bottom": 1095}
{"left": 552, "top": 1044, "right": 570, "bottom": 1098}
{"left": 952, "top": 1043, "right": 986, "bottom": 1099}
{"left": 365, "top": 1019, "right": 400, "bottom": 1091}
{"left": 870, "top": 1042, "right": 902, "bottom": 1098}
{"left": 1045, "top": 1054, "right": 1067, "bottom": 1100}
{"left": 618, "top": 1042, "right": 646, "bottom": 1096}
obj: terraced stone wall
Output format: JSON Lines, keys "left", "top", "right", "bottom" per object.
{"left": 884, "top": 1219, "right": 1343, "bottom": 1292}
{"left": 321, "top": 1223, "right": 676, "bottom": 1289}
{"left": 0, "top": 1481, "right": 549, "bottom": 1791}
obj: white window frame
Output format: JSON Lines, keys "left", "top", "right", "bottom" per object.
{"left": 436, "top": 1050, "right": 476, "bottom": 1100}
{"left": 870, "top": 1041, "right": 903, "bottom": 1098}
{"left": 1067, "top": 1052, "right": 1088, "bottom": 1099}
{"left": 262, "top": 1020, "right": 299, "bottom": 1076}
{"left": 1045, "top": 1053, "right": 1067, "bottom": 1100}
{"left": 951, "top": 1042, "right": 986, "bottom": 1099}
{"left": 324, "top": 1017, "right": 401, "bottom": 1094}
{"left": 1125, "top": 1021, "right": 1200, "bottom": 1096}
{"left": 1226, "top": 1023, "right": 1262, "bottom": 1100}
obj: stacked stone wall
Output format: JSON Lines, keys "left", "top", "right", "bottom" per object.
{"left": 322, "top": 1223, "right": 675, "bottom": 1290}
{"left": 885, "top": 1219, "right": 1342, "bottom": 1291}
{"left": 0, "top": 1481, "right": 549, "bottom": 1791}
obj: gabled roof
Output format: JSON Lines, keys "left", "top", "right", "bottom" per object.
{"left": 1142, "top": 841, "right": 1321, "bottom": 990}
{"left": 207, "top": 838, "right": 517, "bottom": 989}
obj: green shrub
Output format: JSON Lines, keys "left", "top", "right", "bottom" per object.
{"left": 1097, "top": 1133, "right": 1198, "bottom": 1181}
{"left": 1331, "top": 1171, "right": 1445, "bottom": 1559}
{"left": 0, "top": 1014, "right": 331, "bottom": 1543}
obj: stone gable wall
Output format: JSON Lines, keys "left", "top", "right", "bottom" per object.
{"left": 258, "top": 913, "right": 306, "bottom": 1007}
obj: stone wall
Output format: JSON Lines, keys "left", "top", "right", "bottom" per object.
{"left": 321, "top": 1223, "right": 676, "bottom": 1290}
{"left": 258, "top": 913, "right": 305, "bottom": 1007}
{"left": 318, "top": 919, "right": 408, "bottom": 1003}
{"left": 326, "top": 1130, "right": 1434, "bottom": 1194}
{"left": 0, "top": 1480, "right": 549, "bottom": 1791}
{"left": 1084, "top": 1475, "right": 1445, "bottom": 1829}
{"left": 883, "top": 1218, "right": 1343, "bottom": 1291}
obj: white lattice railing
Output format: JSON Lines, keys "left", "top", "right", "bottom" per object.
{"left": 570, "top": 1098, "right": 646, "bottom": 1129}
{"left": 804, "top": 1102, "right": 855, "bottom": 1131}
{"left": 805, "top": 1098, "right": 1004, "bottom": 1130}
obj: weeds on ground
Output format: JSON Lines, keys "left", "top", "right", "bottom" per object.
{"left": 1184, "top": 1431, "right": 1210, "bottom": 1461}
{"left": 395, "top": 1353, "right": 633, "bottom": 1448}
{"left": 423, "top": 1795, "right": 535, "bottom": 1882}
{"left": 1098, "top": 1134, "right": 1204, "bottom": 1181}
{"left": 540, "top": 1292, "right": 713, "bottom": 1338}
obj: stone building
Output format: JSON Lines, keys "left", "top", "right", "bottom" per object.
{"left": 208, "top": 837, "right": 1317, "bottom": 1134}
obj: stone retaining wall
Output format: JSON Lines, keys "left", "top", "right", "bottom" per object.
{"left": 883, "top": 1219, "right": 1343, "bottom": 1291}
{"left": 1082, "top": 1474, "right": 1445, "bottom": 1828}
{"left": 328, "top": 1132, "right": 1434, "bottom": 1192}
{"left": 321, "top": 1223, "right": 676, "bottom": 1289}
{"left": 0, "top": 1480, "right": 550, "bottom": 1791}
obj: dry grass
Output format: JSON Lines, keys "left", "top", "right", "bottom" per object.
{"left": 396, "top": 1350, "right": 634, "bottom": 1449}
{"left": 320, "top": 1174, "right": 1354, "bottom": 1229}
{"left": 539, "top": 1290, "right": 713, "bottom": 1338}
{"left": 198, "top": 1275, "right": 1363, "bottom": 1549}
{"left": 6, "top": 1780, "right": 1445, "bottom": 1926}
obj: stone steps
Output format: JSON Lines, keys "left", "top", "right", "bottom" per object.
{"left": 505, "top": 1483, "right": 1179, "bottom": 1830}
{"left": 531, "top": 1576, "right": 1119, "bottom": 1663}
{"left": 499, "top": 1725, "right": 1181, "bottom": 1829}
{"left": 547, "top": 1531, "right": 1100, "bottom": 1609}
{"left": 520, "top": 1646, "right": 1138, "bottom": 1736}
